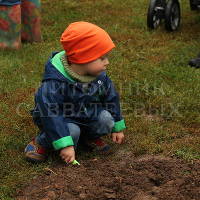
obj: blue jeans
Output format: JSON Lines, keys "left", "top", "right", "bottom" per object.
{"left": 36, "top": 110, "right": 115, "bottom": 150}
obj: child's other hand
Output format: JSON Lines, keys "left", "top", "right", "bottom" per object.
{"left": 111, "top": 132, "right": 125, "bottom": 144}
{"left": 60, "top": 146, "right": 75, "bottom": 163}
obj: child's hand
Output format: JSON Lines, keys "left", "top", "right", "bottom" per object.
{"left": 60, "top": 146, "right": 75, "bottom": 163}
{"left": 111, "top": 132, "right": 125, "bottom": 144}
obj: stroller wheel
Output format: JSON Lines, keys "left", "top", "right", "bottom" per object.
{"left": 147, "top": 0, "right": 166, "bottom": 29}
{"left": 190, "top": 0, "right": 199, "bottom": 10}
{"left": 165, "top": 0, "right": 181, "bottom": 31}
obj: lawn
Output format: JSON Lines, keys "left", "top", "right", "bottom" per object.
{"left": 0, "top": 0, "right": 200, "bottom": 199}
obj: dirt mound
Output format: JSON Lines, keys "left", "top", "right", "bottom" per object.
{"left": 16, "top": 154, "right": 200, "bottom": 200}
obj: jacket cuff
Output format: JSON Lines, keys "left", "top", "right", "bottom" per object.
{"left": 52, "top": 136, "right": 74, "bottom": 150}
{"left": 112, "top": 119, "right": 126, "bottom": 133}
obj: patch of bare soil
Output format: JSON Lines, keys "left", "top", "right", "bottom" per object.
{"left": 16, "top": 154, "right": 200, "bottom": 200}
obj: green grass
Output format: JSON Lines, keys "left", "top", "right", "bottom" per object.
{"left": 1, "top": 0, "right": 200, "bottom": 198}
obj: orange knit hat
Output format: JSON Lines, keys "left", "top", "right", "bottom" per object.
{"left": 60, "top": 21, "right": 115, "bottom": 64}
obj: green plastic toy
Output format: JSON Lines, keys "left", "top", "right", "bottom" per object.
{"left": 71, "top": 160, "right": 80, "bottom": 165}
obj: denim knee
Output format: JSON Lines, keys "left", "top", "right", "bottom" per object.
{"left": 87, "top": 110, "right": 115, "bottom": 137}
{"left": 98, "top": 110, "right": 115, "bottom": 130}
{"left": 67, "top": 123, "right": 81, "bottom": 148}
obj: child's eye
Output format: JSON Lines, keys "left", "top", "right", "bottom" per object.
{"left": 100, "top": 56, "right": 107, "bottom": 60}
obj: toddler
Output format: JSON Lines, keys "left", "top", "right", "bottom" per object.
{"left": 25, "top": 21, "right": 127, "bottom": 163}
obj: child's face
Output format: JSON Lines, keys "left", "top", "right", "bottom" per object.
{"left": 82, "top": 53, "right": 110, "bottom": 76}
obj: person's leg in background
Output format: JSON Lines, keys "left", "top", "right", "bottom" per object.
{"left": 0, "top": 3, "right": 21, "bottom": 49}
{"left": 0, "top": 0, "right": 42, "bottom": 50}
{"left": 21, "top": 0, "right": 42, "bottom": 42}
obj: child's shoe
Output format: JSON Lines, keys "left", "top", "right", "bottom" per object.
{"left": 189, "top": 54, "right": 200, "bottom": 68}
{"left": 83, "top": 137, "right": 112, "bottom": 154}
{"left": 24, "top": 138, "right": 47, "bottom": 163}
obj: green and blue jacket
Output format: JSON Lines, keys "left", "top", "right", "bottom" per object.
{"left": 32, "top": 51, "right": 126, "bottom": 150}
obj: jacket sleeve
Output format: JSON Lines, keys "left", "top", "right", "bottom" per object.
{"left": 35, "top": 80, "right": 74, "bottom": 150}
{"left": 101, "top": 75, "right": 127, "bottom": 133}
